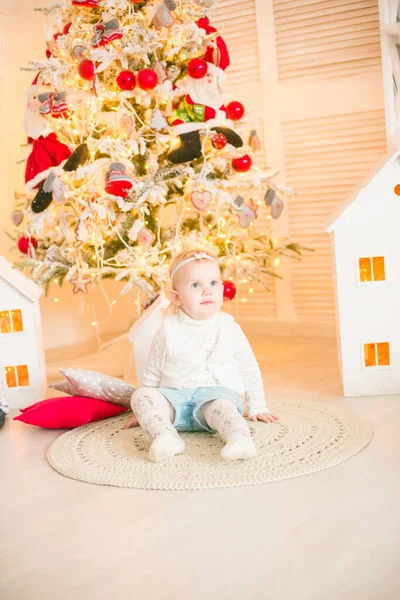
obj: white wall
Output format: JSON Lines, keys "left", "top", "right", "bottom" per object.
{"left": 0, "top": 0, "right": 140, "bottom": 350}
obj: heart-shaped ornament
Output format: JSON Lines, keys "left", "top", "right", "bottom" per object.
{"left": 190, "top": 190, "right": 212, "bottom": 211}
{"left": 11, "top": 210, "right": 24, "bottom": 226}
{"left": 120, "top": 114, "right": 134, "bottom": 137}
{"left": 137, "top": 227, "right": 155, "bottom": 251}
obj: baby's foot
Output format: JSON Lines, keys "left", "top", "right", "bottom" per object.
{"left": 149, "top": 432, "right": 185, "bottom": 463}
{"left": 221, "top": 434, "right": 257, "bottom": 461}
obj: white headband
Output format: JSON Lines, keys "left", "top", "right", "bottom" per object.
{"left": 170, "top": 252, "right": 218, "bottom": 281}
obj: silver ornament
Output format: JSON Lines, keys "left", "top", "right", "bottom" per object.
{"left": 234, "top": 195, "right": 244, "bottom": 207}
{"left": 264, "top": 188, "right": 276, "bottom": 206}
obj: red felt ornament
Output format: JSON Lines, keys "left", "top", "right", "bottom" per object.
{"left": 116, "top": 70, "right": 136, "bottom": 91}
{"left": 187, "top": 58, "right": 208, "bottom": 79}
{"left": 18, "top": 236, "right": 38, "bottom": 256}
{"left": 212, "top": 133, "right": 227, "bottom": 150}
{"left": 78, "top": 59, "right": 95, "bottom": 80}
{"left": 223, "top": 280, "right": 236, "bottom": 301}
{"left": 197, "top": 16, "right": 210, "bottom": 29}
{"left": 226, "top": 100, "right": 245, "bottom": 121}
{"left": 137, "top": 69, "right": 158, "bottom": 90}
{"left": 232, "top": 154, "right": 252, "bottom": 173}
{"left": 46, "top": 31, "right": 63, "bottom": 59}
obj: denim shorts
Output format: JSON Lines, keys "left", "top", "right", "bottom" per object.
{"left": 156, "top": 386, "right": 243, "bottom": 432}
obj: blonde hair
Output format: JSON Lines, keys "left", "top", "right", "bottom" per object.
{"left": 168, "top": 248, "right": 220, "bottom": 288}
{"left": 164, "top": 249, "right": 220, "bottom": 315}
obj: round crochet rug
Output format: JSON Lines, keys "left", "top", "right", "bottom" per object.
{"left": 47, "top": 400, "right": 373, "bottom": 490}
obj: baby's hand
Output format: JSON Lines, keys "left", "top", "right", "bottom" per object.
{"left": 250, "top": 412, "right": 279, "bottom": 423}
{"left": 123, "top": 414, "right": 139, "bottom": 429}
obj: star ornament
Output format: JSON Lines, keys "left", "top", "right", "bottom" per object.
{"left": 69, "top": 272, "right": 91, "bottom": 295}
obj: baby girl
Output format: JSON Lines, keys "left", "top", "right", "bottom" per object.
{"left": 128, "top": 249, "right": 278, "bottom": 462}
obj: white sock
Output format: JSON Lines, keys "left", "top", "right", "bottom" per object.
{"left": 148, "top": 432, "right": 185, "bottom": 463}
{"left": 202, "top": 398, "right": 256, "bottom": 461}
{"left": 131, "top": 388, "right": 185, "bottom": 463}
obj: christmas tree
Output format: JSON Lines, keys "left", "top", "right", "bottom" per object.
{"left": 12, "top": 0, "right": 303, "bottom": 303}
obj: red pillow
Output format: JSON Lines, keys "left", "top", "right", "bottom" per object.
{"left": 14, "top": 396, "right": 128, "bottom": 429}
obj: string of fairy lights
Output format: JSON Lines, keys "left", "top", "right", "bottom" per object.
{"left": 11, "top": 0, "right": 303, "bottom": 326}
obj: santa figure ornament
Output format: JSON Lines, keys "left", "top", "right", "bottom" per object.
{"left": 167, "top": 17, "right": 244, "bottom": 164}
{"left": 23, "top": 76, "right": 90, "bottom": 213}
{"left": 23, "top": 82, "right": 71, "bottom": 194}
{"left": 105, "top": 162, "right": 134, "bottom": 198}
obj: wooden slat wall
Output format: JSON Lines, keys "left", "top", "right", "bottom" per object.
{"left": 212, "top": 0, "right": 277, "bottom": 318}
{"left": 210, "top": 0, "right": 386, "bottom": 324}
{"left": 283, "top": 109, "right": 387, "bottom": 321}
{"left": 212, "top": 0, "right": 260, "bottom": 87}
{"left": 273, "top": 0, "right": 382, "bottom": 81}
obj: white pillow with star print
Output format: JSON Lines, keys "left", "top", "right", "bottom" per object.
{"left": 50, "top": 369, "right": 136, "bottom": 407}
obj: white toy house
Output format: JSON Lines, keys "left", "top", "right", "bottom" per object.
{"left": 327, "top": 151, "right": 400, "bottom": 397}
{"left": 125, "top": 294, "right": 171, "bottom": 386}
{"left": 0, "top": 256, "right": 47, "bottom": 408}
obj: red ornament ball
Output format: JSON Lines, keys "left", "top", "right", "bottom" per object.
{"left": 232, "top": 154, "right": 252, "bottom": 173}
{"left": 116, "top": 70, "right": 136, "bottom": 91}
{"left": 78, "top": 59, "right": 95, "bottom": 80}
{"left": 137, "top": 68, "right": 158, "bottom": 90}
{"left": 212, "top": 133, "right": 228, "bottom": 150}
{"left": 18, "top": 236, "right": 38, "bottom": 256}
{"left": 223, "top": 280, "right": 237, "bottom": 302}
{"left": 187, "top": 58, "right": 208, "bottom": 79}
{"left": 226, "top": 101, "right": 245, "bottom": 121}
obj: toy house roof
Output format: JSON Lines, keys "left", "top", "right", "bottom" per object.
{"left": 0, "top": 256, "right": 42, "bottom": 302}
{"left": 326, "top": 150, "right": 399, "bottom": 233}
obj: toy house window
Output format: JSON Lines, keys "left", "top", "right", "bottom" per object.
{"left": 364, "top": 342, "right": 390, "bottom": 368}
{"left": 4, "top": 365, "right": 30, "bottom": 388}
{"left": 0, "top": 309, "right": 24, "bottom": 334}
{"left": 358, "top": 257, "right": 385, "bottom": 282}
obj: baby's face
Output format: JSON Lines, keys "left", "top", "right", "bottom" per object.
{"left": 171, "top": 259, "right": 224, "bottom": 320}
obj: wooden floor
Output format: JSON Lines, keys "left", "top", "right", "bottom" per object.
{"left": 1, "top": 333, "right": 400, "bottom": 600}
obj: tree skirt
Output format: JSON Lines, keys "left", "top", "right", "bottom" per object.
{"left": 47, "top": 400, "right": 373, "bottom": 490}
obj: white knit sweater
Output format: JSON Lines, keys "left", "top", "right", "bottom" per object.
{"left": 142, "top": 309, "right": 270, "bottom": 418}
